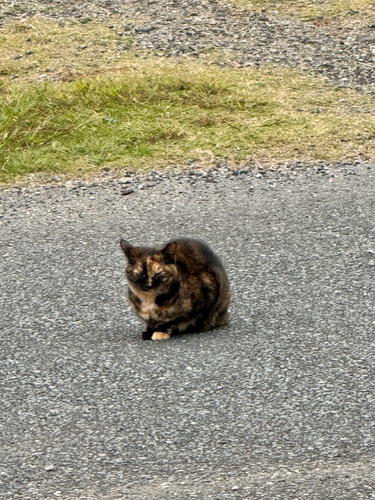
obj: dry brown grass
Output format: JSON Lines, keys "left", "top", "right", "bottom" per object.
{"left": 230, "top": 0, "right": 375, "bottom": 24}
{"left": 0, "top": 18, "right": 135, "bottom": 83}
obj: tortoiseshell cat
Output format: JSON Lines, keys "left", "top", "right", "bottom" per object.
{"left": 120, "top": 238, "right": 230, "bottom": 340}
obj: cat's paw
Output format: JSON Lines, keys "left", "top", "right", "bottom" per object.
{"left": 151, "top": 331, "right": 171, "bottom": 341}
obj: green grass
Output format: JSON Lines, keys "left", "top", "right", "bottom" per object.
{"left": 1, "top": 59, "right": 375, "bottom": 183}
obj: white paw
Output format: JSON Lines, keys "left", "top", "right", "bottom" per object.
{"left": 151, "top": 331, "right": 171, "bottom": 341}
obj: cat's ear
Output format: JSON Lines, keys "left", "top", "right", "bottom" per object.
{"left": 161, "top": 241, "right": 177, "bottom": 263}
{"left": 120, "top": 239, "right": 133, "bottom": 260}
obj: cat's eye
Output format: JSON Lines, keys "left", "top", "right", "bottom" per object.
{"left": 132, "top": 270, "right": 146, "bottom": 281}
{"left": 154, "top": 271, "right": 166, "bottom": 278}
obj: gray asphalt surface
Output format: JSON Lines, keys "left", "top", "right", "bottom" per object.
{"left": 1, "top": 164, "right": 375, "bottom": 499}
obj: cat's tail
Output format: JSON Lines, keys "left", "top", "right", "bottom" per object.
{"left": 206, "top": 267, "right": 230, "bottom": 330}
{"left": 209, "top": 288, "right": 230, "bottom": 328}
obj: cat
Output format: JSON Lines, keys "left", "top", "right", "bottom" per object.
{"left": 120, "top": 238, "right": 230, "bottom": 340}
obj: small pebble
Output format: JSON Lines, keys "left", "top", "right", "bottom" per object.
{"left": 121, "top": 188, "right": 134, "bottom": 196}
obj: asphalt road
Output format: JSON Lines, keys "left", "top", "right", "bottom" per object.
{"left": 1, "top": 164, "right": 375, "bottom": 500}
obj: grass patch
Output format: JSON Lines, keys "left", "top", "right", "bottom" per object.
{"left": 231, "top": 0, "right": 375, "bottom": 23}
{"left": 0, "top": 18, "right": 135, "bottom": 83}
{"left": 1, "top": 57, "right": 375, "bottom": 183}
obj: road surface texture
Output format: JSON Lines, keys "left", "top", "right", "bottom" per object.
{"left": 1, "top": 163, "right": 375, "bottom": 499}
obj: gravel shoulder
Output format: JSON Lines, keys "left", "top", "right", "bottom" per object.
{"left": 2, "top": 0, "right": 375, "bottom": 91}
{"left": 1, "top": 164, "right": 375, "bottom": 499}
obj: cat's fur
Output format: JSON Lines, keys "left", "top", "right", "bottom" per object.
{"left": 120, "top": 238, "right": 230, "bottom": 340}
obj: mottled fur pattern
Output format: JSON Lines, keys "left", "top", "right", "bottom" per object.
{"left": 120, "top": 238, "right": 230, "bottom": 340}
